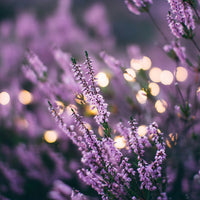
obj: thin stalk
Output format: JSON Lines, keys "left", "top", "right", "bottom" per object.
{"left": 147, "top": 11, "right": 169, "bottom": 43}
{"left": 189, "top": 0, "right": 200, "bottom": 20}
{"left": 190, "top": 37, "right": 200, "bottom": 53}
{"left": 175, "top": 82, "right": 186, "bottom": 109}
{"left": 193, "top": 6, "right": 200, "bottom": 20}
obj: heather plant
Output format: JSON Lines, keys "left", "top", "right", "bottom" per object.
{"left": 124, "top": 0, "right": 200, "bottom": 199}
{"left": 0, "top": 0, "right": 116, "bottom": 199}
{"left": 1, "top": 0, "right": 200, "bottom": 199}
{"left": 47, "top": 52, "right": 167, "bottom": 200}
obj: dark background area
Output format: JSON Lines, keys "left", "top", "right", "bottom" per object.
{"left": 0, "top": 0, "right": 170, "bottom": 46}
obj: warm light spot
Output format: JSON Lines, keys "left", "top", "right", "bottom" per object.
{"left": 66, "top": 104, "right": 77, "bottom": 115}
{"left": 123, "top": 68, "right": 136, "bottom": 82}
{"left": 85, "top": 123, "right": 92, "bottom": 130}
{"left": 149, "top": 67, "right": 162, "bottom": 82}
{"left": 114, "top": 136, "right": 126, "bottom": 149}
{"left": 55, "top": 101, "right": 65, "bottom": 114}
{"left": 169, "top": 133, "right": 178, "bottom": 145}
{"left": 155, "top": 99, "right": 167, "bottom": 113}
{"left": 130, "top": 56, "right": 151, "bottom": 71}
{"left": 130, "top": 58, "right": 142, "bottom": 70}
{"left": 98, "top": 126, "right": 104, "bottom": 137}
{"left": 85, "top": 105, "right": 98, "bottom": 116}
{"left": 15, "top": 117, "right": 29, "bottom": 129}
{"left": 176, "top": 67, "right": 188, "bottom": 82}
{"left": 141, "top": 56, "right": 152, "bottom": 70}
{"left": 169, "top": 133, "right": 174, "bottom": 141}
{"left": 166, "top": 139, "right": 171, "bottom": 148}
{"left": 148, "top": 82, "right": 160, "bottom": 96}
{"left": 96, "top": 72, "right": 109, "bottom": 87}
{"left": 138, "top": 125, "right": 147, "bottom": 137}
{"left": 18, "top": 90, "right": 32, "bottom": 105}
{"left": 197, "top": 87, "right": 200, "bottom": 94}
{"left": 44, "top": 130, "right": 58, "bottom": 143}
{"left": 0, "top": 91, "right": 10, "bottom": 105}
{"left": 160, "top": 70, "right": 173, "bottom": 85}
{"left": 75, "top": 94, "right": 86, "bottom": 105}
{"left": 136, "top": 90, "right": 147, "bottom": 104}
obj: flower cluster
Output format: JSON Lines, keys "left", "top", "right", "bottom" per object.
{"left": 48, "top": 52, "right": 167, "bottom": 200}
{"left": 167, "top": 0, "right": 195, "bottom": 38}
{"left": 71, "top": 52, "right": 110, "bottom": 126}
{"left": 1, "top": 0, "right": 200, "bottom": 199}
{"left": 118, "top": 119, "right": 166, "bottom": 193}
{"left": 163, "top": 40, "right": 186, "bottom": 64}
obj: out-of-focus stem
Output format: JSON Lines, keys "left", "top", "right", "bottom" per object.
{"left": 147, "top": 11, "right": 169, "bottom": 43}
{"left": 175, "top": 82, "right": 186, "bottom": 109}
{"left": 193, "top": 6, "right": 200, "bottom": 20}
{"left": 191, "top": 38, "right": 200, "bottom": 53}
{"left": 189, "top": 0, "right": 200, "bottom": 20}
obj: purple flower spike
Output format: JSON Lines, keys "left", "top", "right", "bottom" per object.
{"left": 71, "top": 52, "right": 110, "bottom": 125}
{"left": 167, "top": 0, "right": 195, "bottom": 38}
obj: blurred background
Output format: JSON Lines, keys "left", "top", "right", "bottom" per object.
{"left": 1, "top": 0, "right": 200, "bottom": 199}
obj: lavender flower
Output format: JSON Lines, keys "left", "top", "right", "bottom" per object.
{"left": 25, "top": 50, "right": 47, "bottom": 81}
{"left": 71, "top": 52, "right": 110, "bottom": 126}
{"left": 118, "top": 119, "right": 166, "bottom": 194}
{"left": 124, "top": 0, "right": 153, "bottom": 15}
{"left": 167, "top": 0, "right": 195, "bottom": 38}
{"left": 163, "top": 40, "right": 186, "bottom": 63}
{"left": 124, "top": 0, "right": 141, "bottom": 15}
{"left": 48, "top": 101, "right": 87, "bottom": 151}
{"left": 71, "top": 111, "right": 135, "bottom": 199}
{"left": 0, "top": 161, "right": 24, "bottom": 195}
{"left": 71, "top": 189, "right": 89, "bottom": 200}
{"left": 157, "top": 192, "right": 168, "bottom": 200}
{"left": 47, "top": 50, "right": 168, "bottom": 199}
{"left": 49, "top": 180, "right": 89, "bottom": 200}
{"left": 49, "top": 102, "right": 136, "bottom": 199}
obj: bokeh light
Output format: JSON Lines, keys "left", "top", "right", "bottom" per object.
{"left": 0, "top": 91, "right": 10, "bottom": 105}
{"left": 166, "top": 139, "right": 171, "bottom": 148}
{"left": 85, "top": 105, "right": 98, "bottom": 115}
{"left": 123, "top": 68, "right": 136, "bottom": 82}
{"left": 44, "top": 130, "right": 58, "bottom": 143}
{"left": 15, "top": 117, "right": 29, "bottom": 129}
{"left": 155, "top": 99, "right": 167, "bottom": 113}
{"left": 169, "top": 133, "right": 178, "bottom": 144}
{"left": 75, "top": 94, "right": 86, "bottom": 105}
{"left": 160, "top": 70, "right": 173, "bottom": 85}
{"left": 197, "top": 86, "right": 200, "bottom": 94}
{"left": 55, "top": 100, "right": 65, "bottom": 114}
{"left": 98, "top": 126, "right": 104, "bottom": 137}
{"left": 176, "top": 67, "right": 188, "bottom": 82}
{"left": 136, "top": 90, "right": 147, "bottom": 104}
{"left": 149, "top": 67, "right": 162, "bottom": 82}
{"left": 141, "top": 56, "right": 152, "bottom": 70}
{"left": 138, "top": 125, "right": 147, "bottom": 137}
{"left": 148, "top": 82, "right": 160, "bottom": 96}
{"left": 18, "top": 90, "right": 32, "bottom": 105}
{"left": 85, "top": 123, "right": 92, "bottom": 130}
{"left": 130, "top": 58, "right": 141, "bottom": 70}
{"left": 66, "top": 104, "right": 77, "bottom": 115}
{"left": 114, "top": 136, "right": 126, "bottom": 149}
{"left": 130, "top": 56, "right": 151, "bottom": 71}
{"left": 96, "top": 72, "right": 109, "bottom": 87}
